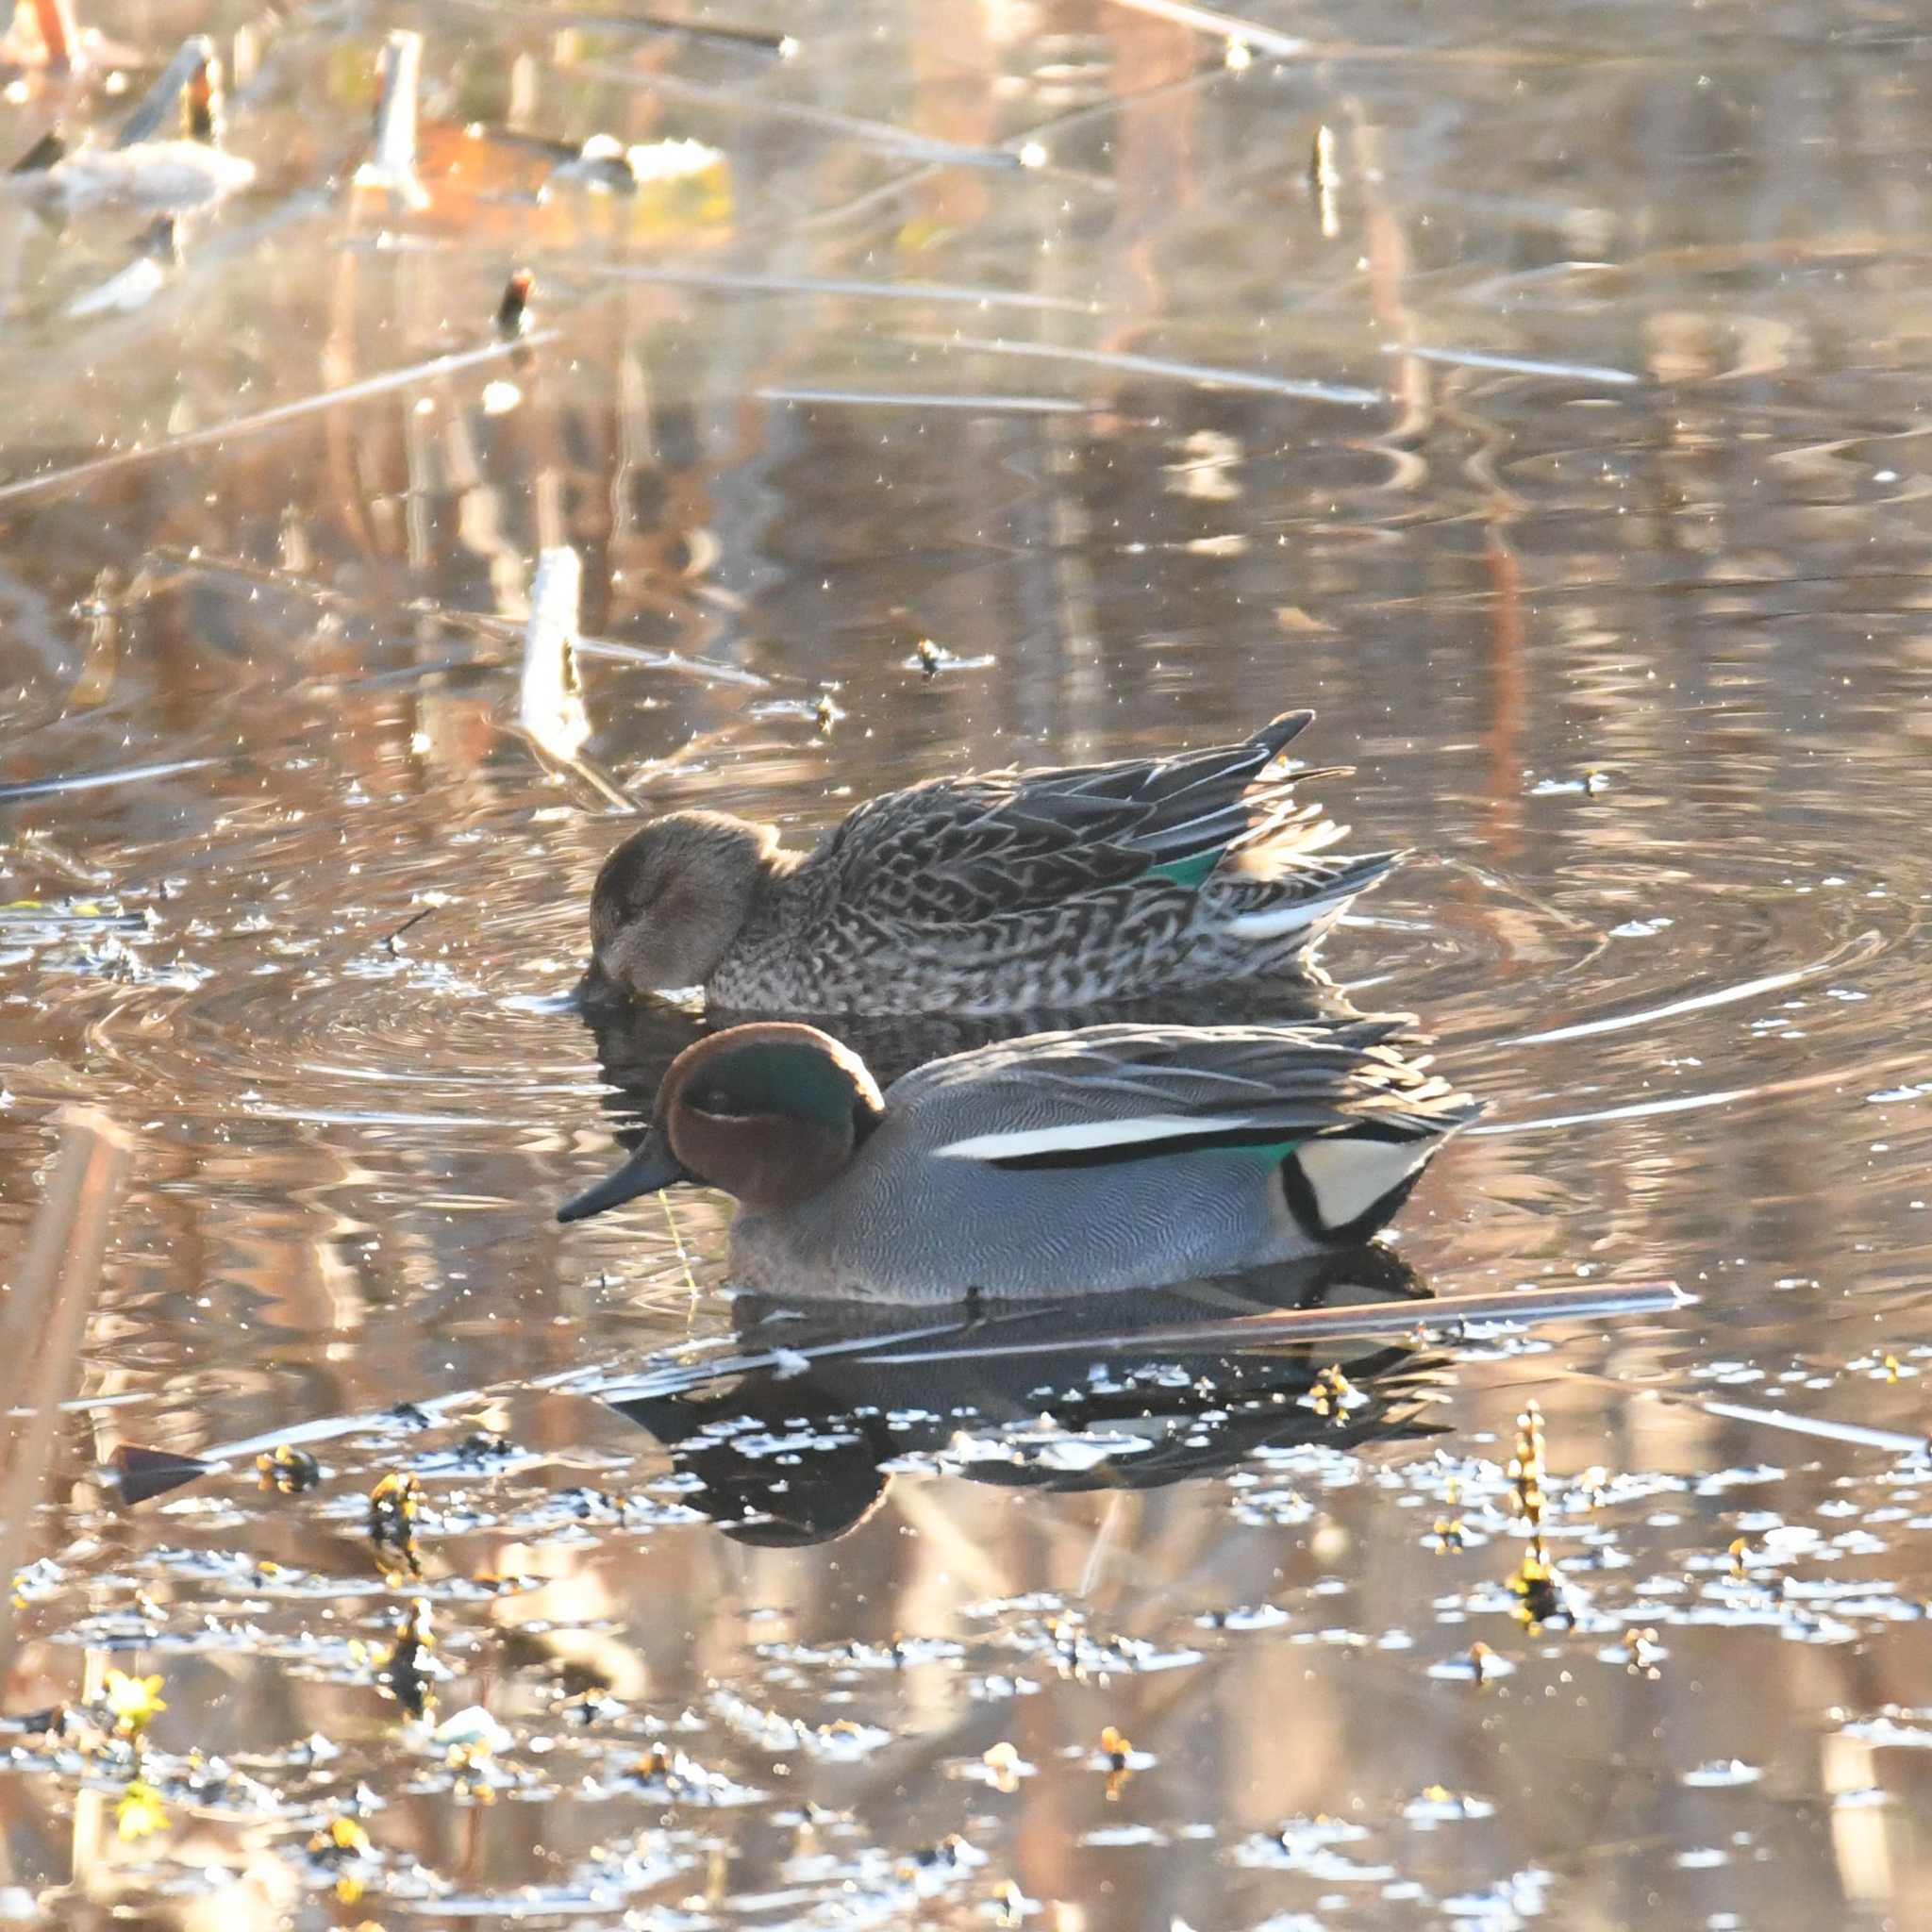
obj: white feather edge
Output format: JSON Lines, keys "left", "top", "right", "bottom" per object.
{"left": 1229, "top": 897, "right": 1332, "bottom": 939}
{"left": 932, "top": 1114, "right": 1269, "bottom": 1160}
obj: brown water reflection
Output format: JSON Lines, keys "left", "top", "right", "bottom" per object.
{"left": 5, "top": 0, "right": 1932, "bottom": 1924}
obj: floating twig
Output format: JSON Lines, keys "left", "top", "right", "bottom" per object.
{"left": 854, "top": 1280, "right": 1690, "bottom": 1368}
{"left": 111, "top": 1387, "right": 501, "bottom": 1504}
{"left": 1310, "top": 125, "right": 1341, "bottom": 237}
{"left": 1511, "top": 1354, "right": 1932, "bottom": 1461}
{"left": 93, "top": 1283, "right": 1702, "bottom": 1509}
{"left": 905, "top": 332, "right": 1382, "bottom": 406}
{"left": 573, "top": 636, "right": 770, "bottom": 691}
{"left": 580, "top": 1319, "right": 976, "bottom": 1405}
{"left": 0, "top": 332, "right": 559, "bottom": 508}
{"left": 518, "top": 547, "right": 590, "bottom": 762}
{"left": 579, "top": 260, "right": 1097, "bottom": 315}
{"left": 758, "top": 385, "right": 1092, "bottom": 415}
{"left": 0, "top": 756, "right": 223, "bottom": 802}
{"left": 1678, "top": 1398, "right": 1926, "bottom": 1458}
{"left": 1389, "top": 343, "right": 1641, "bottom": 387}
{"left": 1102, "top": 0, "right": 1309, "bottom": 59}
{"left": 381, "top": 907, "right": 435, "bottom": 955}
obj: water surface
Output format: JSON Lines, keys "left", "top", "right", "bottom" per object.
{"left": 4, "top": 0, "right": 1932, "bottom": 1924}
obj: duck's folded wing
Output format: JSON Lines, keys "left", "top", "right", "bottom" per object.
{"left": 809, "top": 710, "right": 1325, "bottom": 924}
{"left": 895, "top": 1020, "right": 1480, "bottom": 1167}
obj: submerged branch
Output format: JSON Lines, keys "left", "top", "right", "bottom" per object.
{"left": 905, "top": 332, "right": 1383, "bottom": 406}
{"left": 852, "top": 1279, "right": 1690, "bottom": 1367}
{"left": 0, "top": 333, "right": 560, "bottom": 508}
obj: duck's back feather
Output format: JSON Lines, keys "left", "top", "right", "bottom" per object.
{"left": 802, "top": 711, "right": 1320, "bottom": 927}
{"left": 885, "top": 1018, "right": 1473, "bottom": 1158}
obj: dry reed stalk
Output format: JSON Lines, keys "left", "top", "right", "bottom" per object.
{"left": 27, "top": 0, "right": 77, "bottom": 69}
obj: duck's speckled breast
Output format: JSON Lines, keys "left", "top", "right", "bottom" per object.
{"left": 710, "top": 885, "right": 1341, "bottom": 1016}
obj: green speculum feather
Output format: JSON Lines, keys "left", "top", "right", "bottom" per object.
{"left": 1144, "top": 846, "right": 1224, "bottom": 890}
{"left": 1233, "top": 1137, "right": 1305, "bottom": 1166}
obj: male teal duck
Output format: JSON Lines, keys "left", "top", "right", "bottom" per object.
{"left": 588, "top": 709, "right": 1397, "bottom": 1015}
{"left": 556, "top": 1018, "right": 1477, "bottom": 1302}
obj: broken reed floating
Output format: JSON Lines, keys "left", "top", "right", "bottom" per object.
{"left": 0, "top": 1108, "right": 132, "bottom": 1688}
{"left": 849, "top": 1279, "right": 1690, "bottom": 1367}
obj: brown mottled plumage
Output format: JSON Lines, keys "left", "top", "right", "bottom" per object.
{"left": 588, "top": 710, "right": 1399, "bottom": 1014}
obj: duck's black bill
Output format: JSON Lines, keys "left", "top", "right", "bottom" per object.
{"left": 110, "top": 1443, "right": 218, "bottom": 1507}
{"left": 557, "top": 1134, "right": 692, "bottom": 1224}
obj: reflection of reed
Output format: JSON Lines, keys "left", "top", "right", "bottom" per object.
{"left": 0, "top": 1109, "right": 129, "bottom": 1686}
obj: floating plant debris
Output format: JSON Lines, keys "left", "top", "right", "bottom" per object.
{"left": 100, "top": 1668, "right": 166, "bottom": 1739}
{"left": 374, "top": 1598, "right": 442, "bottom": 1720}
{"left": 431, "top": 1705, "right": 512, "bottom": 1755}
{"left": 1616, "top": 1626, "right": 1667, "bottom": 1674}
{"left": 1235, "top": 1816, "right": 1390, "bottom": 1881}
{"left": 495, "top": 267, "right": 536, "bottom": 340}
{"left": 1429, "top": 1641, "right": 1513, "bottom": 1685}
{"left": 369, "top": 1472, "right": 425, "bottom": 1578}
{"left": 1405, "top": 1785, "right": 1497, "bottom": 1827}
{"left": 1091, "top": 1724, "right": 1153, "bottom": 1801}
{"left": 605, "top": 1741, "right": 765, "bottom": 1807}
{"left": 258, "top": 1444, "right": 323, "bottom": 1494}
{"left": 1308, "top": 1362, "right": 1361, "bottom": 1419}
{"left": 906, "top": 637, "right": 997, "bottom": 676}
{"left": 1503, "top": 1401, "right": 1578, "bottom": 1628}
{"left": 114, "top": 1778, "right": 167, "bottom": 1841}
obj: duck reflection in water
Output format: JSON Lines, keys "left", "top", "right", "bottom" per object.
{"left": 600, "top": 1247, "right": 1449, "bottom": 1547}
